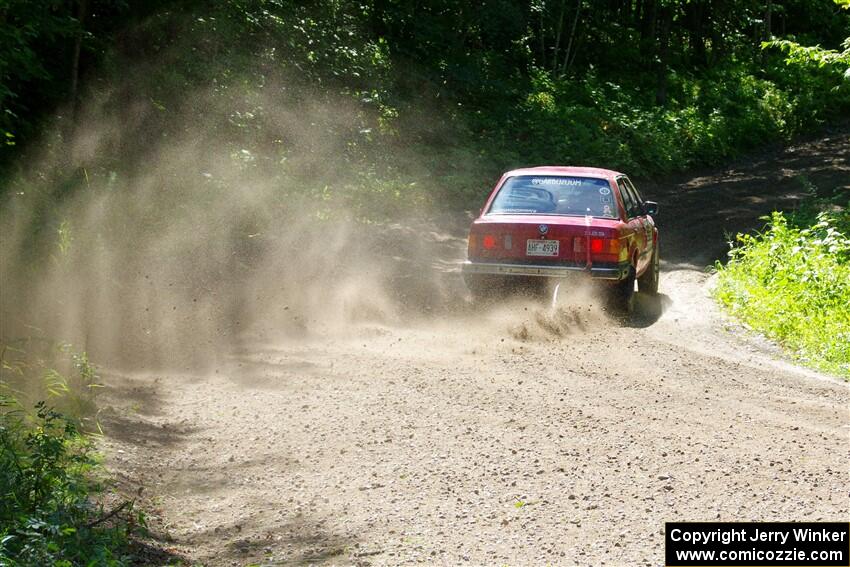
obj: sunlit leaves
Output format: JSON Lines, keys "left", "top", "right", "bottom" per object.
{"left": 715, "top": 210, "right": 850, "bottom": 377}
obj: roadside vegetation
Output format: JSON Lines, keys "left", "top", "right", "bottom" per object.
{"left": 712, "top": 2, "right": 850, "bottom": 379}
{"left": 714, "top": 186, "right": 850, "bottom": 378}
{"left": 0, "top": 344, "right": 139, "bottom": 565}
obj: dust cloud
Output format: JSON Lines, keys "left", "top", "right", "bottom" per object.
{"left": 0, "top": 75, "right": 472, "bottom": 372}
{"left": 475, "top": 284, "right": 613, "bottom": 343}
{"left": 0, "top": 73, "right": 621, "bottom": 373}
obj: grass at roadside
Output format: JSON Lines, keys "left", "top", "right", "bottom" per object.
{"left": 713, "top": 194, "right": 850, "bottom": 378}
{"left": 1, "top": 344, "right": 139, "bottom": 565}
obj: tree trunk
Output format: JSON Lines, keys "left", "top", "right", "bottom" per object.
{"left": 643, "top": 0, "right": 658, "bottom": 68}
{"left": 561, "top": 0, "right": 582, "bottom": 75}
{"left": 764, "top": 0, "right": 772, "bottom": 39}
{"left": 551, "top": 0, "right": 567, "bottom": 72}
{"left": 540, "top": 7, "right": 546, "bottom": 68}
{"left": 69, "top": 0, "right": 89, "bottom": 128}
{"left": 655, "top": 5, "right": 672, "bottom": 106}
{"left": 710, "top": 0, "right": 725, "bottom": 64}
{"left": 635, "top": 0, "right": 645, "bottom": 36}
{"left": 567, "top": 29, "right": 583, "bottom": 69}
{"left": 691, "top": 0, "right": 707, "bottom": 65}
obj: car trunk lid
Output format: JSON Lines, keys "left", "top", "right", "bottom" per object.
{"left": 469, "top": 216, "right": 611, "bottom": 264}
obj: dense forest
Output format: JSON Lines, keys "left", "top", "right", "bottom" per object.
{"left": 2, "top": 0, "right": 849, "bottom": 205}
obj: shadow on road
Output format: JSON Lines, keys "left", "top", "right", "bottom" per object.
{"left": 628, "top": 292, "right": 673, "bottom": 328}
{"left": 645, "top": 129, "right": 849, "bottom": 267}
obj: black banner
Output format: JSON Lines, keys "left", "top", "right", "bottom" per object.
{"left": 665, "top": 522, "right": 850, "bottom": 566}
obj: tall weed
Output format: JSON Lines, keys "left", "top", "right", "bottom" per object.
{"left": 714, "top": 208, "right": 850, "bottom": 377}
{"left": 0, "top": 399, "right": 137, "bottom": 565}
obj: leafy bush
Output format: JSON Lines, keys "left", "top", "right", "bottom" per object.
{"left": 494, "top": 59, "right": 849, "bottom": 180}
{"left": 0, "top": 398, "right": 136, "bottom": 565}
{"left": 1, "top": 343, "right": 102, "bottom": 432}
{"left": 714, "top": 208, "right": 850, "bottom": 378}
{"left": 0, "top": 346, "right": 137, "bottom": 565}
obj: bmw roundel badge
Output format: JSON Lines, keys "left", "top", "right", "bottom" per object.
{"left": 538, "top": 224, "right": 549, "bottom": 235}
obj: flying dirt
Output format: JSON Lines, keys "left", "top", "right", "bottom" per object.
{"left": 1, "top": 85, "right": 847, "bottom": 564}
{"left": 85, "top": 132, "right": 849, "bottom": 566}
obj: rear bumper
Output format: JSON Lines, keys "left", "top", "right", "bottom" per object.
{"left": 462, "top": 260, "right": 628, "bottom": 281}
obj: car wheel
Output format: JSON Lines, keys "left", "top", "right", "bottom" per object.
{"left": 609, "top": 266, "right": 635, "bottom": 315}
{"left": 638, "top": 242, "right": 660, "bottom": 295}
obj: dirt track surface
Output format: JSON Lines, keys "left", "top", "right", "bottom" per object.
{"left": 102, "top": 132, "right": 850, "bottom": 566}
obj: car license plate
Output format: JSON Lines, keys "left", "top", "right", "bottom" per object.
{"left": 526, "top": 239, "right": 559, "bottom": 257}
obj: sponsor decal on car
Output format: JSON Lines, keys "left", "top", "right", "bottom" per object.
{"left": 531, "top": 178, "right": 583, "bottom": 186}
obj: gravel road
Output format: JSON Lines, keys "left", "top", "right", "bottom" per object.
{"left": 101, "top": 131, "right": 850, "bottom": 566}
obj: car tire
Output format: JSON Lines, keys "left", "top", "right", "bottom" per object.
{"left": 638, "top": 242, "right": 660, "bottom": 295}
{"left": 609, "top": 266, "right": 636, "bottom": 315}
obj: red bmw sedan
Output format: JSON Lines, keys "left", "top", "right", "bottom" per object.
{"left": 462, "top": 166, "right": 659, "bottom": 312}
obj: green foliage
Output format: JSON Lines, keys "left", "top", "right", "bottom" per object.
{"left": 0, "top": 398, "right": 136, "bottom": 565}
{"left": 1, "top": 343, "right": 102, "bottom": 432}
{"left": 482, "top": 57, "right": 848, "bottom": 178}
{"left": 714, "top": 208, "right": 850, "bottom": 378}
{"left": 766, "top": 37, "right": 850, "bottom": 69}
{"left": 0, "top": 0, "right": 78, "bottom": 143}
{"left": 0, "top": 346, "right": 133, "bottom": 563}
{"left": 2, "top": 0, "right": 849, "bottom": 200}
{"left": 762, "top": 0, "right": 850, "bottom": 87}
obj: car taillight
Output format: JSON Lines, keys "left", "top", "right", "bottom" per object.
{"left": 482, "top": 234, "right": 497, "bottom": 249}
{"left": 596, "top": 238, "right": 620, "bottom": 254}
{"left": 590, "top": 238, "right": 604, "bottom": 253}
{"left": 575, "top": 237, "right": 620, "bottom": 254}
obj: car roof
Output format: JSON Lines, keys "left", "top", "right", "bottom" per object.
{"left": 503, "top": 166, "right": 624, "bottom": 179}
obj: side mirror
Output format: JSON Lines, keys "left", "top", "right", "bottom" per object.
{"left": 643, "top": 201, "right": 659, "bottom": 216}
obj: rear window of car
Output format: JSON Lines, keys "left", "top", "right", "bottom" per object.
{"left": 487, "top": 175, "right": 617, "bottom": 218}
